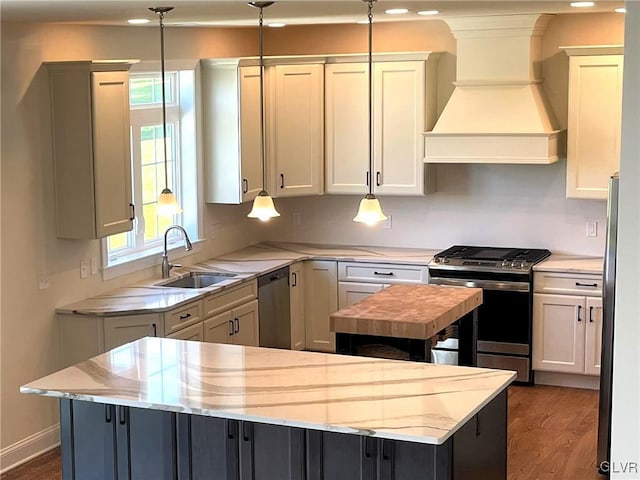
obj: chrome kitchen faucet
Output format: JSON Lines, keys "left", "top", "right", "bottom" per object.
{"left": 161, "top": 225, "right": 193, "bottom": 278}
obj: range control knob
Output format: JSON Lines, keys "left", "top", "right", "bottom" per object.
{"left": 519, "top": 260, "right": 527, "bottom": 268}
{"left": 510, "top": 260, "right": 519, "bottom": 268}
{"left": 501, "top": 259, "right": 511, "bottom": 268}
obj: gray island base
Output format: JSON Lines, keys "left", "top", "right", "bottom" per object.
{"left": 22, "top": 338, "right": 514, "bottom": 480}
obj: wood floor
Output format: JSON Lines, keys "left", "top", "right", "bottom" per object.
{"left": 1, "top": 385, "right": 601, "bottom": 480}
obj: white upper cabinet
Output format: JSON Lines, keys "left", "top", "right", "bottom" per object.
{"left": 325, "top": 63, "right": 369, "bottom": 194}
{"left": 563, "top": 46, "right": 623, "bottom": 199}
{"left": 325, "top": 55, "right": 438, "bottom": 196}
{"left": 268, "top": 63, "right": 325, "bottom": 197}
{"left": 202, "top": 61, "right": 263, "bottom": 204}
{"left": 47, "top": 61, "right": 135, "bottom": 239}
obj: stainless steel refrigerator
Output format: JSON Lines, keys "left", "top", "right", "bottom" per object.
{"left": 597, "top": 173, "right": 619, "bottom": 474}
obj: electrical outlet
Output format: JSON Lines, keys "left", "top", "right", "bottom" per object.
{"left": 38, "top": 272, "right": 49, "bottom": 290}
{"left": 90, "top": 257, "right": 99, "bottom": 275}
{"left": 80, "top": 260, "right": 89, "bottom": 279}
{"left": 586, "top": 221, "right": 597, "bottom": 237}
{"left": 382, "top": 215, "right": 392, "bottom": 230}
{"left": 293, "top": 212, "right": 302, "bottom": 226}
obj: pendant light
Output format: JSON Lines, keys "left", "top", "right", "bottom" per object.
{"left": 247, "top": 1, "right": 281, "bottom": 222}
{"left": 353, "top": 0, "right": 388, "bottom": 226}
{"left": 150, "top": 7, "right": 180, "bottom": 217}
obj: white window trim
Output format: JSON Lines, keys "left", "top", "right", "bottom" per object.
{"left": 101, "top": 59, "right": 204, "bottom": 281}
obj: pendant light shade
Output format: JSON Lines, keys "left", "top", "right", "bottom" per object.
{"left": 151, "top": 7, "right": 180, "bottom": 217}
{"left": 247, "top": 1, "right": 280, "bottom": 222}
{"left": 354, "top": 0, "right": 387, "bottom": 226}
{"left": 248, "top": 190, "right": 281, "bottom": 221}
{"left": 353, "top": 194, "right": 387, "bottom": 226}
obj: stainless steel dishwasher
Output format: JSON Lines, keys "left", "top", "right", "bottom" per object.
{"left": 258, "top": 266, "right": 291, "bottom": 349}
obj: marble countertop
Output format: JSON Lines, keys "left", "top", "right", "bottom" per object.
{"left": 57, "top": 242, "right": 439, "bottom": 317}
{"left": 331, "top": 285, "right": 482, "bottom": 340}
{"left": 21, "top": 337, "right": 515, "bottom": 445}
{"left": 533, "top": 254, "right": 604, "bottom": 275}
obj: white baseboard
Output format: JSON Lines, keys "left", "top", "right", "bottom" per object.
{"left": 0, "top": 424, "right": 60, "bottom": 474}
{"left": 534, "top": 371, "right": 600, "bottom": 390}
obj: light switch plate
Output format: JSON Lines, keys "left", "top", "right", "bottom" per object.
{"left": 382, "top": 215, "right": 392, "bottom": 229}
{"left": 38, "top": 272, "right": 49, "bottom": 290}
{"left": 293, "top": 212, "right": 302, "bottom": 226}
{"left": 80, "top": 260, "right": 89, "bottom": 279}
{"left": 586, "top": 221, "right": 597, "bottom": 237}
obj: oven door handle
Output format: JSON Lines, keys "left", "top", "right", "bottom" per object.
{"left": 429, "top": 277, "right": 530, "bottom": 293}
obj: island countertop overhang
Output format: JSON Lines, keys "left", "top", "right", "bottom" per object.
{"left": 21, "top": 337, "right": 515, "bottom": 446}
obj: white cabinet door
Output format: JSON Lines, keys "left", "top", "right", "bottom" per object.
{"left": 565, "top": 50, "right": 623, "bottom": 199}
{"left": 324, "top": 63, "right": 369, "bottom": 194}
{"left": 290, "top": 262, "right": 305, "bottom": 351}
{"left": 585, "top": 297, "right": 603, "bottom": 376}
{"left": 232, "top": 300, "right": 259, "bottom": 347}
{"left": 48, "top": 62, "right": 134, "bottom": 239}
{"left": 167, "top": 322, "right": 204, "bottom": 342}
{"left": 374, "top": 61, "right": 425, "bottom": 196}
{"left": 270, "top": 64, "right": 324, "bottom": 197}
{"left": 203, "top": 311, "right": 233, "bottom": 344}
{"left": 239, "top": 66, "right": 264, "bottom": 202}
{"left": 338, "top": 282, "right": 386, "bottom": 310}
{"left": 104, "top": 314, "right": 161, "bottom": 351}
{"left": 202, "top": 62, "right": 262, "bottom": 204}
{"left": 533, "top": 294, "right": 585, "bottom": 374}
{"left": 92, "top": 71, "right": 134, "bottom": 238}
{"left": 304, "top": 260, "right": 338, "bottom": 352}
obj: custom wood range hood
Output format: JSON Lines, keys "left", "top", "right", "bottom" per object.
{"left": 424, "top": 14, "right": 564, "bottom": 164}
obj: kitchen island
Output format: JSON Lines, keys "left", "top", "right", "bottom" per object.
{"left": 21, "top": 337, "right": 514, "bottom": 480}
{"left": 331, "top": 284, "right": 482, "bottom": 365}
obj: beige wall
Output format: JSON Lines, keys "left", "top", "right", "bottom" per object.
{"left": 0, "top": 11, "right": 627, "bottom": 465}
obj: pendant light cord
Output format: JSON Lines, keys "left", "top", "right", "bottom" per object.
{"left": 159, "top": 11, "right": 169, "bottom": 191}
{"left": 259, "top": 6, "right": 267, "bottom": 190}
{"left": 367, "top": 0, "right": 374, "bottom": 196}
{"left": 150, "top": 7, "right": 173, "bottom": 193}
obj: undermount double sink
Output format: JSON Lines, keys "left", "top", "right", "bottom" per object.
{"left": 158, "top": 272, "right": 237, "bottom": 289}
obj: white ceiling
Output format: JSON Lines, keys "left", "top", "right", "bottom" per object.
{"left": 0, "top": 1, "right": 626, "bottom": 27}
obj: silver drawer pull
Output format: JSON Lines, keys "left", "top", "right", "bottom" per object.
{"left": 575, "top": 282, "right": 598, "bottom": 287}
{"left": 374, "top": 271, "right": 394, "bottom": 276}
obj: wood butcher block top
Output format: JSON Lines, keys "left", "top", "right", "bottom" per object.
{"left": 330, "top": 284, "right": 482, "bottom": 340}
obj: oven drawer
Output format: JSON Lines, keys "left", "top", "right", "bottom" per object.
{"left": 477, "top": 353, "right": 530, "bottom": 383}
{"left": 534, "top": 272, "right": 602, "bottom": 296}
{"left": 338, "top": 262, "right": 428, "bottom": 284}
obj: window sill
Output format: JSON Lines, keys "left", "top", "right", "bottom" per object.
{"left": 102, "top": 239, "right": 206, "bottom": 282}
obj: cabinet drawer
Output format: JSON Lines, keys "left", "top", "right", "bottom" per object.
{"left": 164, "top": 300, "right": 203, "bottom": 335}
{"left": 204, "top": 280, "right": 257, "bottom": 318}
{"left": 338, "top": 262, "right": 428, "bottom": 284}
{"left": 534, "top": 272, "right": 602, "bottom": 296}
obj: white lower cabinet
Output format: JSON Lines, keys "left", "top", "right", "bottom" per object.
{"left": 337, "top": 261, "right": 428, "bottom": 309}
{"left": 203, "top": 299, "right": 259, "bottom": 347}
{"left": 167, "top": 322, "right": 204, "bottom": 342}
{"left": 338, "top": 282, "right": 386, "bottom": 310}
{"left": 304, "top": 260, "right": 338, "bottom": 353}
{"left": 533, "top": 293, "right": 602, "bottom": 376}
{"left": 290, "top": 262, "right": 305, "bottom": 351}
{"left": 60, "top": 313, "right": 162, "bottom": 368}
{"left": 103, "top": 314, "right": 162, "bottom": 351}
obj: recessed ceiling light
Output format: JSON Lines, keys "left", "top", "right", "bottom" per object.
{"left": 417, "top": 10, "right": 440, "bottom": 16}
{"left": 570, "top": 1, "right": 595, "bottom": 7}
{"left": 268, "top": 22, "right": 286, "bottom": 28}
{"left": 128, "top": 18, "right": 150, "bottom": 25}
{"left": 385, "top": 8, "right": 409, "bottom": 14}
{"left": 614, "top": 7, "right": 626, "bottom": 13}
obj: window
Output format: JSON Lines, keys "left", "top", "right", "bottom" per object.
{"left": 103, "top": 64, "right": 199, "bottom": 276}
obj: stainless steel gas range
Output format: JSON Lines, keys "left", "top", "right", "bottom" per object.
{"left": 428, "top": 245, "right": 551, "bottom": 383}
